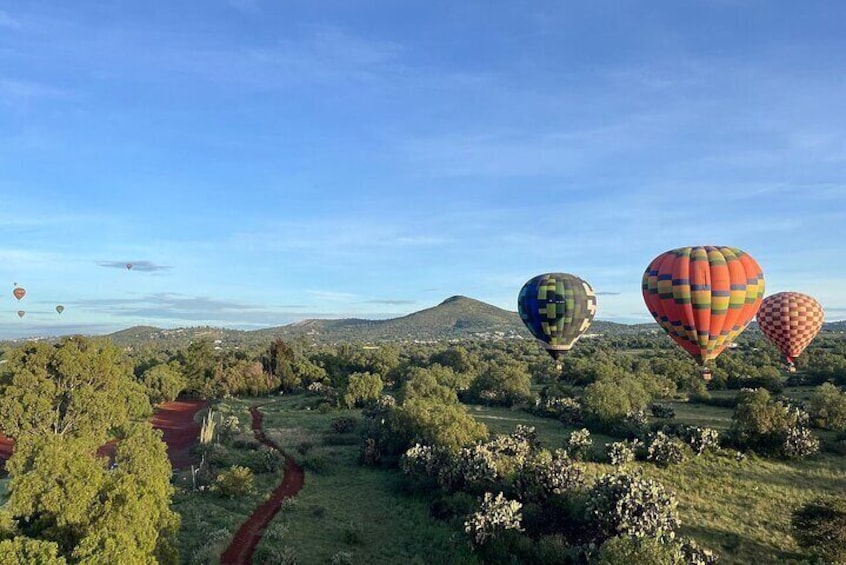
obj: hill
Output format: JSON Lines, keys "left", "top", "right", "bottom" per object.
{"left": 254, "top": 295, "right": 526, "bottom": 343}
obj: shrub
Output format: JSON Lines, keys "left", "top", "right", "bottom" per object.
{"left": 650, "top": 403, "right": 676, "bottom": 419}
{"left": 565, "top": 428, "right": 593, "bottom": 461}
{"left": 791, "top": 498, "right": 846, "bottom": 564}
{"left": 585, "top": 471, "right": 679, "bottom": 543}
{"left": 464, "top": 492, "right": 523, "bottom": 546}
{"left": 596, "top": 536, "right": 719, "bottom": 565}
{"left": 782, "top": 426, "right": 820, "bottom": 459}
{"left": 647, "top": 432, "right": 686, "bottom": 467}
{"left": 520, "top": 449, "right": 585, "bottom": 501}
{"left": 684, "top": 426, "right": 721, "bottom": 456}
{"left": 331, "top": 416, "right": 358, "bottom": 434}
{"left": 607, "top": 441, "right": 636, "bottom": 466}
{"left": 215, "top": 465, "right": 255, "bottom": 497}
{"left": 730, "top": 388, "right": 799, "bottom": 454}
{"left": 595, "top": 536, "right": 681, "bottom": 565}
{"left": 807, "top": 383, "right": 846, "bottom": 432}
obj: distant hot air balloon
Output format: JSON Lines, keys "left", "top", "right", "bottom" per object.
{"left": 126, "top": 263, "right": 133, "bottom": 270}
{"left": 757, "top": 292, "right": 824, "bottom": 372}
{"left": 16, "top": 310, "right": 25, "bottom": 318}
{"left": 518, "top": 273, "right": 597, "bottom": 367}
{"left": 13, "top": 287, "right": 25, "bottom": 301}
{"left": 642, "top": 246, "right": 765, "bottom": 379}
{"left": 56, "top": 305, "right": 65, "bottom": 314}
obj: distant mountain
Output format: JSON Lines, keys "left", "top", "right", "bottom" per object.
{"left": 8, "top": 296, "right": 843, "bottom": 350}
{"left": 254, "top": 296, "right": 526, "bottom": 343}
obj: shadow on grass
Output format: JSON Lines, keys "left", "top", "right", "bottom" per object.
{"left": 680, "top": 522, "right": 810, "bottom": 564}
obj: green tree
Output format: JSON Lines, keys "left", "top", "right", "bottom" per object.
{"left": 582, "top": 376, "right": 650, "bottom": 426}
{"left": 394, "top": 372, "right": 487, "bottom": 452}
{"left": 0, "top": 538, "right": 67, "bottom": 565}
{"left": 5, "top": 425, "right": 178, "bottom": 564}
{"left": 0, "top": 337, "right": 152, "bottom": 443}
{"left": 343, "top": 372, "right": 384, "bottom": 409}
{"left": 807, "top": 383, "right": 846, "bottom": 432}
{"left": 466, "top": 361, "right": 532, "bottom": 406}
{"left": 178, "top": 339, "right": 219, "bottom": 398}
{"left": 140, "top": 363, "right": 186, "bottom": 405}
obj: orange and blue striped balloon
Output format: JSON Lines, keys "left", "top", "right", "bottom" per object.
{"left": 642, "top": 246, "right": 764, "bottom": 371}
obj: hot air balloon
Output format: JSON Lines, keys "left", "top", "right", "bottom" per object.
{"left": 13, "top": 287, "right": 25, "bottom": 301}
{"left": 56, "top": 305, "right": 65, "bottom": 314}
{"left": 642, "top": 246, "right": 765, "bottom": 379}
{"left": 757, "top": 292, "right": 824, "bottom": 372}
{"left": 16, "top": 310, "right": 25, "bottom": 318}
{"left": 126, "top": 263, "right": 133, "bottom": 270}
{"left": 518, "top": 273, "right": 597, "bottom": 367}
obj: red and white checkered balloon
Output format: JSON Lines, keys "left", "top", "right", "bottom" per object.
{"left": 757, "top": 292, "right": 824, "bottom": 365}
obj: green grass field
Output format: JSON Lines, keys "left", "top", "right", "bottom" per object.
{"left": 0, "top": 478, "right": 7, "bottom": 506}
{"left": 172, "top": 393, "right": 845, "bottom": 564}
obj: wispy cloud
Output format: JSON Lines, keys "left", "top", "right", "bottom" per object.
{"left": 596, "top": 291, "right": 622, "bottom": 296}
{"left": 362, "top": 299, "right": 417, "bottom": 305}
{"left": 97, "top": 260, "right": 172, "bottom": 272}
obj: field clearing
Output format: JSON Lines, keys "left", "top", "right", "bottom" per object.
{"left": 172, "top": 393, "right": 846, "bottom": 564}
{"left": 255, "top": 396, "right": 478, "bottom": 564}
{"left": 664, "top": 400, "right": 735, "bottom": 431}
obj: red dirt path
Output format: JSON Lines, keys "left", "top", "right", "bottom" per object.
{"left": 220, "top": 405, "right": 305, "bottom": 565}
{"left": 0, "top": 399, "right": 208, "bottom": 471}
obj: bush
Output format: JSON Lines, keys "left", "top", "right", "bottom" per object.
{"left": 607, "top": 441, "right": 636, "bottom": 466}
{"left": 792, "top": 498, "right": 846, "bottom": 564}
{"left": 215, "top": 465, "right": 255, "bottom": 497}
{"left": 782, "top": 426, "right": 820, "bottom": 459}
{"left": 730, "top": 388, "right": 800, "bottom": 455}
{"left": 331, "top": 416, "right": 358, "bottom": 434}
{"left": 565, "top": 428, "right": 593, "bottom": 461}
{"left": 647, "top": 432, "right": 686, "bottom": 467}
{"left": 464, "top": 492, "right": 523, "bottom": 547}
{"left": 650, "top": 403, "right": 676, "bottom": 419}
{"left": 520, "top": 449, "right": 585, "bottom": 501}
{"left": 807, "top": 383, "right": 846, "bottom": 432}
{"left": 585, "top": 471, "right": 679, "bottom": 543}
{"left": 596, "top": 536, "right": 682, "bottom": 565}
{"left": 684, "top": 426, "right": 721, "bottom": 456}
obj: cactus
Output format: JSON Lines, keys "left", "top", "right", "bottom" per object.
{"left": 200, "top": 409, "right": 216, "bottom": 445}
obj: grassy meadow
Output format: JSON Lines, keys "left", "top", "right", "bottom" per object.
{"left": 168, "top": 393, "right": 846, "bottom": 564}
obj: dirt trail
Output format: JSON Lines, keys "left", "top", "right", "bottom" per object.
{"left": 0, "top": 399, "right": 208, "bottom": 471}
{"left": 220, "top": 405, "right": 305, "bottom": 565}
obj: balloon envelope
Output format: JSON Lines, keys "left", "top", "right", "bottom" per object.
{"left": 757, "top": 292, "right": 824, "bottom": 365}
{"left": 56, "top": 305, "right": 65, "bottom": 314}
{"left": 642, "top": 246, "right": 764, "bottom": 368}
{"left": 16, "top": 310, "right": 24, "bottom": 318}
{"left": 12, "top": 287, "right": 25, "bottom": 301}
{"left": 126, "top": 263, "right": 133, "bottom": 270}
{"left": 518, "top": 273, "right": 597, "bottom": 360}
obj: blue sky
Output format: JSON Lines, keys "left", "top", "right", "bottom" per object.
{"left": 1, "top": 0, "right": 844, "bottom": 338}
